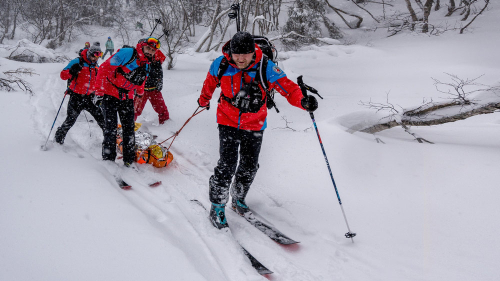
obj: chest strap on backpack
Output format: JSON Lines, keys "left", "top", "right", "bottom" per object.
{"left": 216, "top": 55, "right": 279, "bottom": 113}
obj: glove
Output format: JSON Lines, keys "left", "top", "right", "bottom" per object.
{"left": 198, "top": 98, "right": 210, "bottom": 110}
{"left": 301, "top": 95, "right": 318, "bottom": 112}
{"left": 69, "top": 63, "right": 83, "bottom": 77}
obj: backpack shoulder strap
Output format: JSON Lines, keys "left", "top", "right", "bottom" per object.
{"left": 216, "top": 57, "right": 230, "bottom": 88}
{"left": 124, "top": 48, "right": 138, "bottom": 66}
{"left": 257, "top": 55, "right": 269, "bottom": 91}
{"left": 256, "top": 55, "right": 280, "bottom": 113}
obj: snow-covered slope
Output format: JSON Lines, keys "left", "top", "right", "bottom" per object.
{"left": 1, "top": 3, "right": 500, "bottom": 281}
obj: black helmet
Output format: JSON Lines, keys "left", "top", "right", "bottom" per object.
{"left": 230, "top": 31, "right": 255, "bottom": 54}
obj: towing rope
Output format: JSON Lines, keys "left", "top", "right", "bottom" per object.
{"left": 158, "top": 107, "right": 206, "bottom": 150}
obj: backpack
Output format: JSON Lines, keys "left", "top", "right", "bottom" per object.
{"left": 216, "top": 36, "right": 280, "bottom": 113}
{"left": 115, "top": 45, "right": 149, "bottom": 86}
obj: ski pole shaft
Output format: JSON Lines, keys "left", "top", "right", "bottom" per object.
{"left": 297, "top": 75, "right": 356, "bottom": 242}
{"left": 149, "top": 19, "right": 162, "bottom": 37}
{"left": 42, "top": 93, "right": 67, "bottom": 150}
{"left": 309, "top": 112, "right": 355, "bottom": 242}
{"left": 83, "top": 111, "right": 91, "bottom": 138}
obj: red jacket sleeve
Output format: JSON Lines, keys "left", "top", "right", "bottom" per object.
{"left": 199, "top": 71, "right": 218, "bottom": 106}
{"left": 271, "top": 76, "right": 306, "bottom": 110}
{"left": 60, "top": 58, "right": 81, "bottom": 81}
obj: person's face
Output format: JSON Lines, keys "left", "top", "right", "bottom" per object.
{"left": 231, "top": 52, "right": 254, "bottom": 69}
{"left": 89, "top": 52, "right": 100, "bottom": 63}
{"left": 143, "top": 45, "right": 156, "bottom": 58}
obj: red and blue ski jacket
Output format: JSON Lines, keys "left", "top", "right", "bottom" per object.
{"left": 93, "top": 44, "right": 150, "bottom": 100}
{"left": 60, "top": 49, "right": 98, "bottom": 95}
{"left": 198, "top": 42, "right": 306, "bottom": 131}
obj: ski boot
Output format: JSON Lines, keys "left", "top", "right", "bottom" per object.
{"left": 54, "top": 127, "right": 66, "bottom": 145}
{"left": 231, "top": 197, "right": 255, "bottom": 220}
{"left": 209, "top": 203, "right": 228, "bottom": 229}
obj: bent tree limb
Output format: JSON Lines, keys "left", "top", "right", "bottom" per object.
{"left": 324, "top": 0, "right": 363, "bottom": 29}
{"left": 460, "top": 0, "right": 489, "bottom": 34}
{"left": 361, "top": 101, "right": 500, "bottom": 134}
{"left": 350, "top": 0, "right": 380, "bottom": 23}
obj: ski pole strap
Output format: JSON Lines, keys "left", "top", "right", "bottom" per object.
{"left": 158, "top": 107, "right": 206, "bottom": 149}
{"left": 297, "top": 75, "right": 324, "bottom": 100}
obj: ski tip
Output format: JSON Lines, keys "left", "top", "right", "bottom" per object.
{"left": 258, "top": 268, "right": 274, "bottom": 275}
{"left": 278, "top": 239, "right": 300, "bottom": 245}
{"left": 149, "top": 181, "right": 162, "bottom": 187}
{"left": 121, "top": 185, "right": 132, "bottom": 190}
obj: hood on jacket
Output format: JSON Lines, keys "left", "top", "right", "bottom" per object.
{"left": 79, "top": 49, "right": 94, "bottom": 65}
{"left": 135, "top": 42, "right": 151, "bottom": 67}
{"left": 154, "top": 50, "right": 166, "bottom": 64}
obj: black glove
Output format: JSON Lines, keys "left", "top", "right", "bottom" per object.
{"left": 69, "top": 63, "right": 83, "bottom": 77}
{"left": 198, "top": 98, "right": 210, "bottom": 110}
{"left": 301, "top": 95, "right": 318, "bottom": 112}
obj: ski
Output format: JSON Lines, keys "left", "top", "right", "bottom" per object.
{"left": 190, "top": 199, "right": 273, "bottom": 275}
{"left": 241, "top": 247, "right": 273, "bottom": 275}
{"left": 129, "top": 164, "right": 162, "bottom": 187}
{"left": 231, "top": 206, "right": 299, "bottom": 245}
{"left": 148, "top": 180, "right": 162, "bottom": 187}
{"left": 115, "top": 177, "right": 132, "bottom": 190}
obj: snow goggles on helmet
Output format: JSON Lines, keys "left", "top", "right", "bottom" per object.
{"left": 145, "top": 37, "right": 160, "bottom": 49}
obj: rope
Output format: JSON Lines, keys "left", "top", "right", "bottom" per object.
{"left": 158, "top": 107, "right": 206, "bottom": 150}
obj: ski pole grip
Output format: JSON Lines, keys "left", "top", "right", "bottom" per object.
{"left": 297, "top": 75, "right": 308, "bottom": 98}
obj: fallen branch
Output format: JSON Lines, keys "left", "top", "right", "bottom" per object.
{"left": 361, "top": 101, "right": 500, "bottom": 134}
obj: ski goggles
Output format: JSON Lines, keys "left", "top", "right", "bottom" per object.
{"left": 91, "top": 51, "right": 102, "bottom": 58}
{"left": 145, "top": 37, "right": 161, "bottom": 49}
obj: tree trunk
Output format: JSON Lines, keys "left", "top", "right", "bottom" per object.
{"left": 434, "top": 0, "right": 441, "bottom": 10}
{"left": 404, "top": 0, "right": 419, "bottom": 30}
{"left": 445, "top": 0, "right": 456, "bottom": 16}
{"left": 414, "top": 0, "right": 425, "bottom": 10}
{"left": 422, "top": 0, "right": 434, "bottom": 33}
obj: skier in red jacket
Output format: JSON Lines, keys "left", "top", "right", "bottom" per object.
{"left": 134, "top": 49, "right": 169, "bottom": 125}
{"left": 94, "top": 37, "right": 159, "bottom": 167}
{"left": 198, "top": 31, "right": 318, "bottom": 229}
{"left": 55, "top": 44, "right": 104, "bottom": 144}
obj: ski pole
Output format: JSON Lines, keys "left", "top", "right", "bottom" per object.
{"left": 228, "top": 3, "right": 241, "bottom": 32}
{"left": 149, "top": 19, "right": 162, "bottom": 37}
{"left": 297, "top": 75, "right": 356, "bottom": 242}
{"left": 41, "top": 92, "right": 67, "bottom": 151}
{"left": 83, "top": 111, "right": 92, "bottom": 138}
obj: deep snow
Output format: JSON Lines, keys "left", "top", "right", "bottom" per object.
{"left": 1, "top": 3, "right": 500, "bottom": 281}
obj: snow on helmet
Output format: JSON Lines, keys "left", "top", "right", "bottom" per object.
{"left": 230, "top": 31, "right": 255, "bottom": 54}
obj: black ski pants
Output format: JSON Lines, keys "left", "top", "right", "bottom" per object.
{"left": 209, "top": 124, "right": 263, "bottom": 205}
{"left": 102, "top": 95, "right": 136, "bottom": 164}
{"left": 55, "top": 92, "right": 105, "bottom": 142}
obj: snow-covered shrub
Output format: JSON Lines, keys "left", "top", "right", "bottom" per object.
{"left": 4, "top": 39, "right": 69, "bottom": 63}
{"left": 282, "top": 0, "right": 342, "bottom": 51}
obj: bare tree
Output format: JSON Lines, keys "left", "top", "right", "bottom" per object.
{"left": 460, "top": 0, "right": 489, "bottom": 34}
{"left": 422, "top": 0, "right": 434, "bottom": 33}
{"left": 404, "top": 0, "right": 419, "bottom": 30}
{"left": 324, "top": 0, "right": 363, "bottom": 29}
